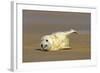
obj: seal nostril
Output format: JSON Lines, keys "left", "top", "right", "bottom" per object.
{"left": 45, "top": 45, "right": 47, "bottom": 47}
{"left": 41, "top": 44, "right": 43, "bottom": 48}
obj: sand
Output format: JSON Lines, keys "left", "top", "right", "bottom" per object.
{"left": 23, "top": 33, "right": 90, "bottom": 62}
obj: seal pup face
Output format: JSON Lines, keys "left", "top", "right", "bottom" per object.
{"left": 40, "top": 35, "right": 53, "bottom": 51}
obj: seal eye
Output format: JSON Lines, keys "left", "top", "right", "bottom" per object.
{"left": 46, "top": 39, "right": 48, "bottom": 42}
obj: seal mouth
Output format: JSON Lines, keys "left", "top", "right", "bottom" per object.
{"left": 43, "top": 49, "right": 48, "bottom": 51}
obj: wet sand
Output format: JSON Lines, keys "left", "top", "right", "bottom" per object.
{"left": 23, "top": 33, "right": 90, "bottom": 62}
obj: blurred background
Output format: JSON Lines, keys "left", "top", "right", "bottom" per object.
{"left": 23, "top": 10, "right": 90, "bottom": 34}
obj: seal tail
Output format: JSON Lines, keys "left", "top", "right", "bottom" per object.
{"left": 65, "top": 29, "right": 78, "bottom": 36}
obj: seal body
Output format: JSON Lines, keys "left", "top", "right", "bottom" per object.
{"left": 40, "top": 29, "right": 77, "bottom": 51}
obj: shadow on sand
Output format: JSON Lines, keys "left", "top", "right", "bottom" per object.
{"left": 35, "top": 48, "right": 72, "bottom": 52}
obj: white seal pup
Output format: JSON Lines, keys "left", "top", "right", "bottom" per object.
{"left": 40, "top": 29, "right": 78, "bottom": 51}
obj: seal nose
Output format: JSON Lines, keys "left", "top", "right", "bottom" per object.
{"left": 41, "top": 44, "right": 43, "bottom": 48}
{"left": 45, "top": 44, "right": 47, "bottom": 47}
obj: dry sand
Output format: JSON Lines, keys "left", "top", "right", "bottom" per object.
{"left": 23, "top": 33, "right": 90, "bottom": 62}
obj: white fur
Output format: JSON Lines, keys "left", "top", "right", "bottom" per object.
{"left": 40, "top": 29, "right": 77, "bottom": 51}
